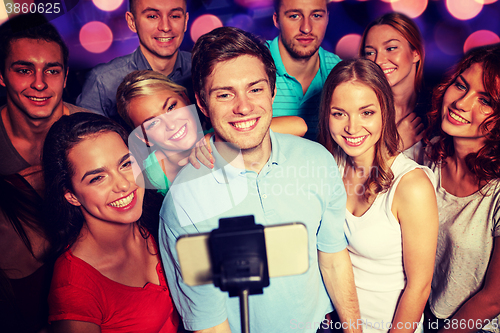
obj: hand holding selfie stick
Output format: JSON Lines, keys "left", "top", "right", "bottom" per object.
{"left": 209, "top": 215, "right": 270, "bottom": 333}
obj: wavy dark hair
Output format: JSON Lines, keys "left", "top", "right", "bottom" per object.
{"left": 42, "top": 113, "right": 152, "bottom": 258}
{"left": 424, "top": 43, "right": 500, "bottom": 183}
{"left": 360, "top": 12, "right": 424, "bottom": 94}
{"left": 318, "top": 58, "right": 400, "bottom": 200}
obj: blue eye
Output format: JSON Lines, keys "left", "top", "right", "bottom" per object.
{"left": 146, "top": 119, "right": 159, "bottom": 130}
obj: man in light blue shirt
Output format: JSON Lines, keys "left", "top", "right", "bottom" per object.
{"left": 159, "top": 27, "right": 361, "bottom": 333}
{"left": 270, "top": 0, "right": 341, "bottom": 140}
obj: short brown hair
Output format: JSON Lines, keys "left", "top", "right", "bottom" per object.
{"left": 191, "top": 26, "right": 276, "bottom": 109}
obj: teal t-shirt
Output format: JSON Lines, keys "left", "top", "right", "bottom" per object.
{"left": 267, "top": 37, "right": 341, "bottom": 141}
{"left": 143, "top": 151, "right": 172, "bottom": 196}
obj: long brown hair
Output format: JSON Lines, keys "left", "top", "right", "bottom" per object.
{"left": 424, "top": 43, "right": 500, "bottom": 183}
{"left": 318, "top": 58, "right": 400, "bottom": 200}
{"left": 360, "top": 12, "right": 425, "bottom": 93}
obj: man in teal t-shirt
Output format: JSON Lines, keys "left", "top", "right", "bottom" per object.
{"left": 269, "top": 0, "right": 341, "bottom": 140}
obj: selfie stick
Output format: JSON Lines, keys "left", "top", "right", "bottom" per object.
{"left": 209, "top": 215, "right": 270, "bottom": 333}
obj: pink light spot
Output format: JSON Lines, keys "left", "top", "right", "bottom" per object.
{"left": 335, "top": 34, "right": 362, "bottom": 60}
{"left": 190, "top": 15, "right": 223, "bottom": 44}
{"left": 92, "top": 0, "right": 123, "bottom": 11}
{"left": 234, "top": 0, "right": 273, "bottom": 8}
{"left": 391, "top": 0, "right": 428, "bottom": 18}
{"left": 476, "top": 0, "right": 497, "bottom": 4}
{"left": 79, "top": 22, "right": 113, "bottom": 54}
{"left": 446, "top": 0, "right": 483, "bottom": 20}
{"left": 463, "top": 30, "right": 500, "bottom": 53}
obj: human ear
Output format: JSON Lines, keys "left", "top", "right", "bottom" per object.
{"left": 273, "top": 12, "right": 279, "bottom": 29}
{"left": 413, "top": 50, "right": 421, "bottom": 64}
{"left": 126, "top": 11, "right": 137, "bottom": 33}
{"left": 64, "top": 190, "right": 81, "bottom": 207}
{"left": 195, "top": 93, "right": 209, "bottom": 118}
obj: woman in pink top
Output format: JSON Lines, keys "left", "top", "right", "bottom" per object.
{"left": 43, "top": 113, "right": 179, "bottom": 332}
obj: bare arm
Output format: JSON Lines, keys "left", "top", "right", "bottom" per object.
{"left": 391, "top": 168, "right": 439, "bottom": 333}
{"left": 194, "top": 319, "right": 232, "bottom": 333}
{"left": 438, "top": 237, "right": 500, "bottom": 333}
{"left": 51, "top": 320, "right": 100, "bottom": 333}
{"left": 318, "top": 249, "right": 362, "bottom": 333}
{"left": 270, "top": 116, "right": 308, "bottom": 137}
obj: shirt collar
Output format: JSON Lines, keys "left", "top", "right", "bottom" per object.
{"left": 269, "top": 37, "right": 287, "bottom": 76}
{"left": 134, "top": 47, "right": 153, "bottom": 70}
{"left": 210, "top": 130, "right": 286, "bottom": 183}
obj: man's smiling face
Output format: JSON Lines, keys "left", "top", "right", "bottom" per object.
{"left": 197, "top": 54, "right": 274, "bottom": 153}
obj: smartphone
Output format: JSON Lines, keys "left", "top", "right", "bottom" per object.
{"left": 176, "top": 222, "right": 309, "bottom": 286}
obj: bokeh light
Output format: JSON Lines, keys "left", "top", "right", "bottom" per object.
{"left": 92, "top": 0, "right": 123, "bottom": 12}
{"left": 391, "top": 0, "right": 428, "bottom": 18}
{"left": 79, "top": 21, "right": 113, "bottom": 53}
{"left": 463, "top": 30, "right": 500, "bottom": 53}
{"left": 235, "top": 0, "right": 273, "bottom": 8}
{"left": 227, "top": 14, "right": 254, "bottom": 31}
{"left": 476, "top": 0, "right": 497, "bottom": 4}
{"left": 446, "top": 0, "right": 483, "bottom": 20}
{"left": 335, "top": 34, "right": 362, "bottom": 60}
{"left": 434, "top": 22, "right": 469, "bottom": 55}
{"left": 190, "top": 14, "right": 223, "bottom": 43}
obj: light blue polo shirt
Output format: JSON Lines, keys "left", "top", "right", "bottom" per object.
{"left": 159, "top": 130, "right": 347, "bottom": 333}
{"left": 268, "top": 37, "right": 341, "bottom": 141}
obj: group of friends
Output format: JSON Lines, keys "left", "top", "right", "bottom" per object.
{"left": 0, "top": 0, "right": 499, "bottom": 333}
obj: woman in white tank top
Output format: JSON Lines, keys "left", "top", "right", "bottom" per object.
{"left": 318, "top": 58, "right": 438, "bottom": 333}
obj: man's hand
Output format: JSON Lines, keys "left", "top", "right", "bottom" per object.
{"left": 179, "top": 132, "right": 214, "bottom": 169}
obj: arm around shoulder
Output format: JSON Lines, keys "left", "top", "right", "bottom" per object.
{"left": 270, "top": 116, "right": 308, "bottom": 137}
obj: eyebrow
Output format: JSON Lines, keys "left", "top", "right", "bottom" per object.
{"left": 141, "top": 7, "right": 185, "bottom": 14}
{"left": 80, "top": 153, "right": 131, "bottom": 182}
{"left": 283, "top": 9, "right": 326, "bottom": 15}
{"left": 365, "top": 39, "right": 401, "bottom": 49}
{"left": 457, "top": 74, "right": 489, "bottom": 96}
{"left": 140, "top": 97, "right": 173, "bottom": 125}
{"left": 10, "top": 60, "right": 64, "bottom": 68}
{"left": 331, "top": 104, "right": 375, "bottom": 111}
{"left": 209, "top": 78, "right": 269, "bottom": 95}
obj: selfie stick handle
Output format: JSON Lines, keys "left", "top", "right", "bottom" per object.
{"left": 239, "top": 288, "right": 250, "bottom": 333}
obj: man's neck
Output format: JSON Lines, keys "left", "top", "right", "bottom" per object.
{"left": 2, "top": 101, "right": 65, "bottom": 141}
{"left": 140, "top": 45, "right": 178, "bottom": 76}
{"left": 214, "top": 135, "right": 272, "bottom": 174}
{"left": 278, "top": 36, "right": 320, "bottom": 95}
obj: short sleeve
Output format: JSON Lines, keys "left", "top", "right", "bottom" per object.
{"left": 48, "top": 282, "right": 103, "bottom": 326}
{"left": 316, "top": 154, "right": 347, "bottom": 253}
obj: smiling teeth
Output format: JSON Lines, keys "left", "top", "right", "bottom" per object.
{"left": 232, "top": 119, "right": 257, "bottom": 129}
{"left": 383, "top": 69, "right": 395, "bottom": 74}
{"left": 28, "top": 97, "right": 49, "bottom": 101}
{"left": 109, "top": 192, "right": 134, "bottom": 208}
{"left": 156, "top": 37, "right": 173, "bottom": 42}
{"left": 345, "top": 136, "right": 366, "bottom": 144}
{"left": 449, "top": 110, "right": 470, "bottom": 124}
{"left": 171, "top": 125, "right": 186, "bottom": 139}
